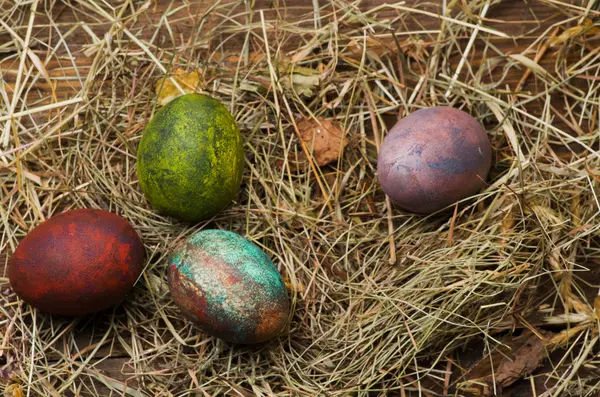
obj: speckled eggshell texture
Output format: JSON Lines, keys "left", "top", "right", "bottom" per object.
{"left": 136, "top": 93, "right": 244, "bottom": 222}
{"left": 8, "top": 209, "right": 145, "bottom": 316}
{"left": 168, "top": 229, "right": 290, "bottom": 344}
{"left": 377, "top": 106, "right": 492, "bottom": 213}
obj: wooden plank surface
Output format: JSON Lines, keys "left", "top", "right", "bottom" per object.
{"left": 0, "top": 1, "right": 573, "bottom": 98}
{"left": 1, "top": 0, "right": 597, "bottom": 395}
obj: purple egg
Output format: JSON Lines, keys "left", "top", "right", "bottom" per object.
{"left": 377, "top": 107, "right": 491, "bottom": 213}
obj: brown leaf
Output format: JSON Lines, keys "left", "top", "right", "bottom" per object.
{"left": 296, "top": 117, "right": 347, "bottom": 167}
{"left": 155, "top": 68, "right": 200, "bottom": 106}
{"left": 463, "top": 331, "right": 552, "bottom": 396}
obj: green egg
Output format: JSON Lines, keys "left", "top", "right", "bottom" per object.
{"left": 136, "top": 93, "right": 244, "bottom": 222}
{"left": 167, "top": 230, "right": 290, "bottom": 344}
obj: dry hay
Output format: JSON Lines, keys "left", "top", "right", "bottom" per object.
{"left": 1, "top": 0, "right": 600, "bottom": 396}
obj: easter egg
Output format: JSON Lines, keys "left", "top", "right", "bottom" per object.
{"left": 167, "top": 229, "right": 289, "bottom": 344}
{"left": 377, "top": 107, "right": 491, "bottom": 213}
{"left": 8, "top": 209, "right": 144, "bottom": 316}
{"left": 136, "top": 93, "right": 244, "bottom": 222}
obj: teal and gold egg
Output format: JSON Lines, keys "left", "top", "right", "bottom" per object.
{"left": 167, "top": 229, "right": 290, "bottom": 344}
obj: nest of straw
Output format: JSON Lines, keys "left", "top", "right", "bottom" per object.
{"left": 1, "top": 0, "right": 600, "bottom": 396}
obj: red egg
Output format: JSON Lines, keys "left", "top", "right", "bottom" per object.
{"left": 8, "top": 209, "right": 144, "bottom": 316}
{"left": 377, "top": 107, "right": 491, "bottom": 213}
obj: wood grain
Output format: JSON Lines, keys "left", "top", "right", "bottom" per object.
{"left": 0, "top": 1, "right": 568, "bottom": 96}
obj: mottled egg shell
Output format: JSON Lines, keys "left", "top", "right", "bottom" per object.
{"left": 377, "top": 107, "right": 492, "bottom": 213}
{"left": 136, "top": 93, "right": 244, "bottom": 222}
{"left": 168, "top": 229, "right": 289, "bottom": 344}
{"left": 8, "top": 209, "right": 145, "bottom": 316}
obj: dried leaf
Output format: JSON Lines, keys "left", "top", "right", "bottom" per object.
{"left": 509, "top": 54, "right": 550, "bottom": 78}
{"left": 501, "top": 212, "right": 515, "bottom": 233}
{"left": 26, "top": 50, "right": 51, "bottom": 82}
{"left": 594, "top": 294, "right": 600, "bottom": 316}
{"left": 291, "top": 73, "right": 320, "bottom": 89}
{"left": 297, "top": 117, "right": 347, "bottom": 167}
{"left": 282, "top": 73, "right": 320, "bottom": 97}
{"left": 283, "top": 275, "right": 305, "bottom": 293}
{"left": 155, "top": 68, "right": 200, "bottom": 106}
{"left": 4, "top": 384, "right": 23, "bottom": 397}
{"left": 287, "top": 64, "right": 321, "bottom": 77}
{"left": 280, "top": 61, "right": 321, "bottom": 97}
{"left": 239, "top": 80, "right": 264, "bottom": 94}
{"left": 549, "top": 19, "right": 600, "bottom": 47}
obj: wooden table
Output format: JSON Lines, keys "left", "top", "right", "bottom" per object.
{"left": 1, "top": 0, "right": 597, "bottom": 395}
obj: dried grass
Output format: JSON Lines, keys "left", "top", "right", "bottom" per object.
{"left": 1, "top": 0, "right": 600, "bottom": 396}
